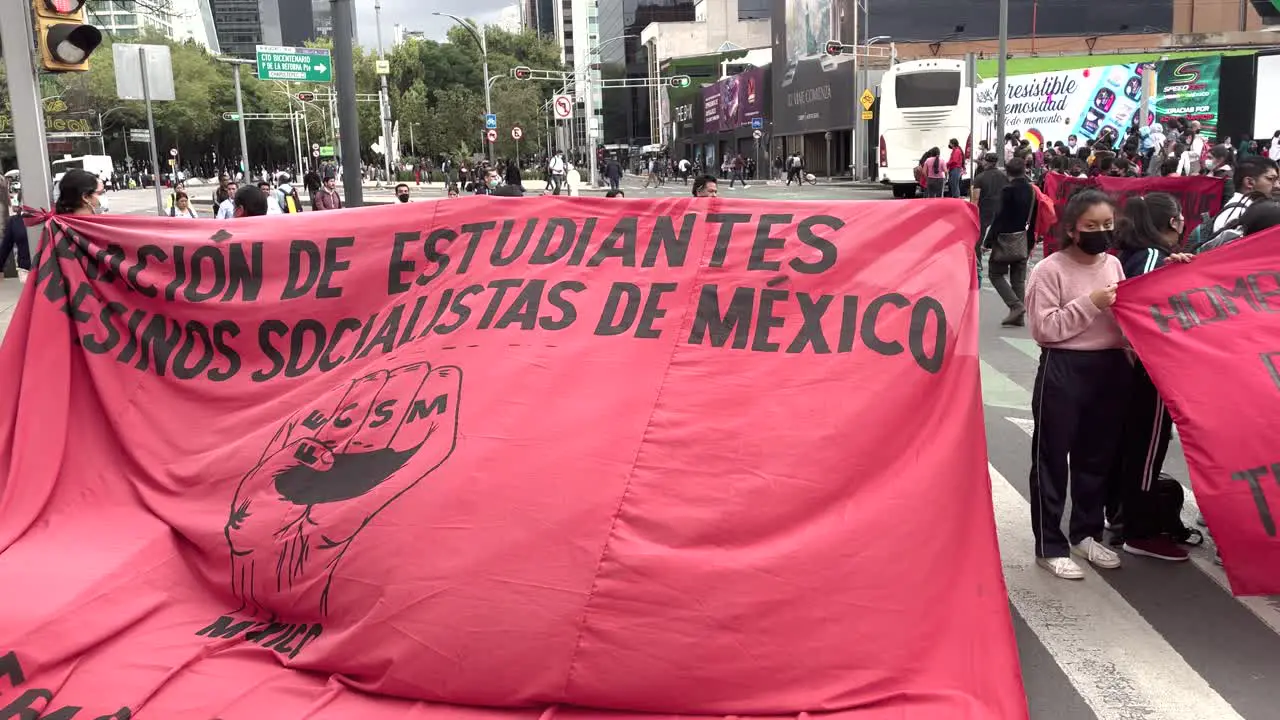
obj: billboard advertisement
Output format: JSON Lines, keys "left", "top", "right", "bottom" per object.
{"left": 702, "top": 83, "right": 722, "bottom": 135}
{"left": 771, "top": 0, "right": 856, "bottom": 135}
{"left": 702, "top": 67, "right": 768, "bottom": 134}
{"left": 738, "top": 66, "right": 767, "bottom": 128}
{"left": 974, "top": 56, "right": 1221, "bottom": 148}
{"left": 1151, "top": 55, "right": 1220, "bottom": 136}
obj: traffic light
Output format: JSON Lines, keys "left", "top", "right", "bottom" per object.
{"left": 825, "top": 40, "right": 845, "bottom": 57}
{"left": 668, "top": 75, "right": 691, "bottom": 88}
{"left": 512, "top": 66, "right": 532, "bottom": 80}
{"left": 33, "top": 0, "right": 103, "bottom": 73}
{"left": 296, "top": 91, "right": 316, "bottom": 102}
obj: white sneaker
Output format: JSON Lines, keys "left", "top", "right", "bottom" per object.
{"left": 1037, "top": 557, "right": 1085, "bottom": 580}
{"left": 1072, "top": 537, "right": 1121, "bottom": 569}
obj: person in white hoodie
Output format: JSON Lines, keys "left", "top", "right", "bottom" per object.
{"left": 1270, "top": 130, "right": 1280, "bottom": 161}
{"left": 1145, "top": 123, "right": 1166, "bottom": 176}
{"left": 257, "top": 181, "right": 283, "bottom": 215}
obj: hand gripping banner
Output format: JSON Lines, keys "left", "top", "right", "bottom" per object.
{"left": 0, "top": 197, "right": 1026, "bottom": 719}
{"left": 1113, "top": 229, "right": 1280, "bottom": 596}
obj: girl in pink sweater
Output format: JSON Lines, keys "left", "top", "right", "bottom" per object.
{"left": 1024, "top": 189, "right": 1132, "bottom": 580}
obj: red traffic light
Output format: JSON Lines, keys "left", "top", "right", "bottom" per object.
{"left": 825, "top": 41, "right": 844, "bottom": 57}
{"left": 296, "top": 92, "right": 316, "bottom": 102}
{"left": 43, "top": 0, "right": 89, "bottom": 12}
{"left": 512, "top": 66, "right": 532, "bottom": 80}
{"left": 34, "top": 0, "right": 101, "bottom": 72}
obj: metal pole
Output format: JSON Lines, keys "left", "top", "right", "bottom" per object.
{"left": 966, "top": 52, "right": 977, "bottom": 182}
{"left": 303, "top": 109, "right": 312, "bottom": 172}
{"left": 851, "top": 2, "right": 859, "bottom": 180}
{"left": 481, "top": 26, "right": 494, "bottom": 165}
{"left": 1, "top": 0, "right": 52, "bottom": 256}
{"left": 996, "top": 0, "right": 1008, "bottom": 168}
{"left": 376, "top": 0, "right": 394, "bottom": 184}
{"left": 141, "top": 47, "right": 165, "bottom": 215}
{"left": 233, "top": 64, "right": 251, "bottom": 177}
{"left": 1139, "top": 63, "right": 1152, "bottom": 127}
{"left": 585, "top": 68, "right": 599, "bottom": 188}
{"left": 332, "top": 0, "right": 364, "bottom": 206}
{"left": 99, "top": 113, "right": 108, "bottom": 155}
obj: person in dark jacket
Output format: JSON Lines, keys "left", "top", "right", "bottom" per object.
{"left": 603, "top": 158, "right": 624, "bottom": 192}
{"left": 504, "top": 159, "right": 523, "bottom": 190}
{"left": 1, "top": 211, "right": 31, "bottom": 275}
{"left": 1108, "top": 192, "right": 1193, "bottom": 561}
{"left": 984, "top": 156, "right": 1037, "bottom": 326}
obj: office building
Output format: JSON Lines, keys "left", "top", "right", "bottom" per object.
{"left": 524, "top": 0, "right": 557, "bottom": 36}
{"left": 770, "top": 0, "right": 1277, "bottom": 180}
{"left": 393, "top": 24, "right": 427, "bottom": 45}
{"left": 209, "top": 0, "right": 266, "bottom": 56}
{"left": 87, "top": 0, "right": 217, "bottom": 49}
{"left": 639, "top": 0, "right": 770, "bottom": 145}
{"left": 211, "top": 0, "right": 343, "bottom": 57}
{"left": 550, "top": 0, "right": 604, "bottom": 157}
{"left": 500, "top": 4, "right": 523, "bottom": 33}
{"left": 598, "top": 0, "right": 698, "bottom": 148}
{"left": 88, "top": 0, "right": 177, "bottom": 39}
{"left": 312, "top": 0, "right": 333, "bottom": 38}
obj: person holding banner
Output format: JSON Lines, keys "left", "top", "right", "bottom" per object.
{"left": 1109, "top": 193, "right": 1195, "bottom": 562}
{"left": 1024, "top": 189, "right": 1130, "bottom": 580}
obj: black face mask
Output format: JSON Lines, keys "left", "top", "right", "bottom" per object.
{"left": 397, "top": 193, "right": 410, "bottom": 203}
{"left": 1076, "top": 230, "right": 1112, "bottom": 255}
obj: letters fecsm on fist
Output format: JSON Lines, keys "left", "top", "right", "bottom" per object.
{"left": 225, "top": 362, "right": 462, "bottom": 617}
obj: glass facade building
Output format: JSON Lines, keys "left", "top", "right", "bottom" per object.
{"left": 597, "top": 0, "right": 697, "bottom": 146}
{"left": 211, "top": 0, "right": 334, "bottom": 57}
{"left": 210, "top": 0, "right": 264, "bottom": 57}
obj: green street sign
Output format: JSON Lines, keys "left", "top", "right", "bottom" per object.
{"left": 319, "top": 146, "right": 335, "bottom": 158}
{"left": 255, "top": 45, "right": 333, "bottom": 83}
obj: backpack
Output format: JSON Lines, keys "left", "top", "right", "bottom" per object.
{"left": 1152, "top": 473, "right": 1204, "bottom": 546}
{"left": 1186, "top": 200, "right": 1249, "bottom": 254}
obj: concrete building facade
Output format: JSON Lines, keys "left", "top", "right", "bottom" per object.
{"left": 640, "top": 0, "right": 771, "bottom": 145}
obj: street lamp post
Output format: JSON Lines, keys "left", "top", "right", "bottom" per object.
{"left": 434, "top": 12, "right": 493, "bottom": 165}
{"left": 215, "top": 56, "right": 255, "bottom": 181}
{"left": 585, "top": 34, "right": 636, "bottom": 189}
{"left": 854, "top": 35, "right": 891, "bottom": 180}
{"left": 97, "top": 106, "right": 127, "bottom": 156}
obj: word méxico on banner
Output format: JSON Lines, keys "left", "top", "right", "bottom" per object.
{"left": 34, "top": 211, "right": 951, "bottom": 384}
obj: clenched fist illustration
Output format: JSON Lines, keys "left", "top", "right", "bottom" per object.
{"left": 225, "top": 362, "right": 461, "bottom": 617}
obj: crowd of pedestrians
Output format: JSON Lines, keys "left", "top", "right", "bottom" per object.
{"left": 964, "top": 122, "right": 1280, "bottom": 580}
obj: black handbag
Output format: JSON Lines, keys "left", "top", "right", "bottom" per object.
{"left": 990, "top": 231, "right": 1029, "bottom": 263}
{"left": 989, "top": 188, "right": 1035, "bottom": 263}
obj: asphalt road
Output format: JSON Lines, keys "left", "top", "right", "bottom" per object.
{"left": 3, "top": 189, "right": 1277, "bottom": 719}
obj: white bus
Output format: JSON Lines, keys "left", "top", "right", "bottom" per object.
{"left": 877, "top": 59, "right": 971, "bottom": 198}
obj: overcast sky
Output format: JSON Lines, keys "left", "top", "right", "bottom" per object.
{"left": 353, "top": 0, "right": 516, "bottom": 46}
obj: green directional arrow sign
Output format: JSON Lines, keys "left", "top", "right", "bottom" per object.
{"left": 255, "top": 45, "right": 333, "bottom": 83}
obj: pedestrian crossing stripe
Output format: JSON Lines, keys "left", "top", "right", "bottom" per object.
{"left": 1001, "top": 336, "right": 1040, "bottom": 362}
{"left": 1002, "top": 416, "right": 1280, "bottom": 636}
{"left": 988, "top": 462, "right": 1247, "bottom": 720}
{"left": 981, "top": 359, "right": 1032, "bottom": 411}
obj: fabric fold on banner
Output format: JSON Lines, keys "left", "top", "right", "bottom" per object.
{"left": 1041, "top": 174, "right": 1225, "bottom": 254}
{"left": 0, "top": 198, "right": 1026, "bottom": 719}
{"left": 1113, "top": 228, "right": 1280, "bottom": 596}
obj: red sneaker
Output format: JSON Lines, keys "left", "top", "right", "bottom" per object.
{"left": 1122, "top": 537, "right": 1190, "bottom": 562}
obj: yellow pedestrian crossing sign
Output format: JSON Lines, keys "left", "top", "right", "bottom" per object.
{"left": 860, "top": 89, "right": 875, "bottom": 111}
